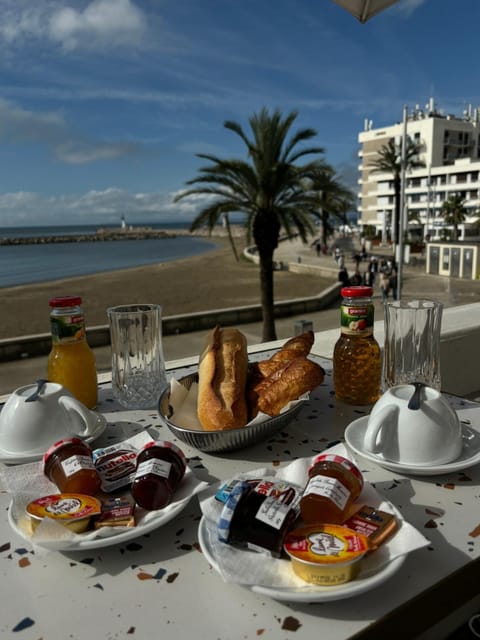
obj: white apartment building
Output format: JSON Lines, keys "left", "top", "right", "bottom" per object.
{"left": 358, "top": 98, "right": 480, "bottom": 241}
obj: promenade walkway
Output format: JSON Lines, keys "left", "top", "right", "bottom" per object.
{"left": 1, "top": 234, "right": 480, "bottom": 395}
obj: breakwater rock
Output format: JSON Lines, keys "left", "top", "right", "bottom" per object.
{"left": 0, "top": 224, "right": 246, "bottom": 246}
{"left": 0, "top": 228, "right": 180, "bottom": 246}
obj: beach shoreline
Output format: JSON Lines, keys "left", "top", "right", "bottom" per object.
{"left": 0, "top": 237, "right": 332, "bottom": 340}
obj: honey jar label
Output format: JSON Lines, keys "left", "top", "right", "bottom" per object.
{"left": 339, "top": 303, "right": 374, "bottom": 336}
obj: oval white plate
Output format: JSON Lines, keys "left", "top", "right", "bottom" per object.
{"left": 345, "top": 416, "right": 480, "bottom": 476}
{"left": 8, "top": 496, "right": 189, "bottom": 551}
{"left": 198, "top": 515, "right": 406, "bottom": 603}
{"left": 0, "top": 413, "right": 108, "bottom": 465}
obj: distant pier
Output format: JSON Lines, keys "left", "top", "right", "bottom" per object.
{"left": 0, "top": 227, "right": 184, "bottom": 246}
{"left": 0, "top": 224, "right": 245, "bottom": 245}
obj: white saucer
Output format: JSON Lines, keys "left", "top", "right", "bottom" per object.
{"left": 344, "top": 416, "right": 480, "bottom": 476}
{"left": 0, "top": 412, "right": 107, "bottom": 465}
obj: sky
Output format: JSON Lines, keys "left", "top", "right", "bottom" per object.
{"left": 1, "top": 0, "right": 479, "bottom": 228}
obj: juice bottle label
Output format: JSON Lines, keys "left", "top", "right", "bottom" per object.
{"left": 339, "top": 303, "right": 374, "bottom": 336}
{"left": 50, "top": 314, "right": 86, "bottom": 344}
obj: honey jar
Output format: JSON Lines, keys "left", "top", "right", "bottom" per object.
{"left": 43, "top": 438, "right": 101, "bottom": 496}
{"left": 299, "top": 453, "right": 364, "bottom": 524}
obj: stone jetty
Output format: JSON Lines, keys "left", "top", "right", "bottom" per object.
{"left": 0, "top": 224, "right": 246, "bottom": 245}
{"left": 0, "top": 227, "right": 183, "bottom": 246}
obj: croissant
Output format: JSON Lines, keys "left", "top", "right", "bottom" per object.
{"left": 249, "top": 356, "right": 325, "bottom": 418}
{"left": 256, "top": 331, "right": 314, "bottom": 378}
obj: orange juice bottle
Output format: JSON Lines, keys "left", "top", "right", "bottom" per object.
{"left": 47, "top": 296, "right": 98, "bottom": 409}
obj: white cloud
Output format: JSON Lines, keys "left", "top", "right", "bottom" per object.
{"left": 0, "top": 0, "right": 148, "bottom": 51}
{"left": 0, "top": 98, "right": 140, "bottom": 164}
{"left": 49, "top": 0, "right": 147, "bottom": 51}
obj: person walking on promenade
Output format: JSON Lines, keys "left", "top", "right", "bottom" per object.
{"left": 379, "top": 270, "right": 390, "bottom": 301}
{"left": 389, "top": 269, "right": 398, "bottom": 300}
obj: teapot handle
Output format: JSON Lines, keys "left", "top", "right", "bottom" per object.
{"left": 59, "top": 395, "right": 97, "bottom": 437}
{"left": 363, "top": 405, "right": 398, "bottom": 454}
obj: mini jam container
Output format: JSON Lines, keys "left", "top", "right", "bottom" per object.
{"left": 131, "top": 440, "right": 187, "bottom": 510}
{"left": 284, "top": 524, "right": 370, "bottom": 586}
{"left": 300, "top": 453, "right": 364, "bottom": 524}
{"left": 217, "top": 478, "right": 302, "bottom": 558}
{"left": 43, "top": 438, "right": 101, "bottom": 496}
{"left": 26, "top": 493, "right": 101, "bottom": 534}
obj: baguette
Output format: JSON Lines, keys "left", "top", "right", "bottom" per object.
{"left": 197, "top": 326, "right": 248, "bottom": 431}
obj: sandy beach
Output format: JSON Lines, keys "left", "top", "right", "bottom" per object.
{"left": 0, "top": 237, "right": 332, "bottom": 339}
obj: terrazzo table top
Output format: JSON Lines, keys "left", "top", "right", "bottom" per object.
{"left": 1, "top": 348, "right": 480, "bottom": 640}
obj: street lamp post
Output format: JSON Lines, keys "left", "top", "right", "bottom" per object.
{"left": 397, "top": 104, "right": 408, "bottom": 300}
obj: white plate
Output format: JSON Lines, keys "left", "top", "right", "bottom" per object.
{"left": 345, "top": 416, "right": 480, "bottom": 476}
{"left": 8, "top": 497, "right": 188, "bottom": 551}
{"left": 0, "top": 413, "right": 107, "bottom": 465}
{"left": 198, "top": 516, "right": 406, "bottom": 603}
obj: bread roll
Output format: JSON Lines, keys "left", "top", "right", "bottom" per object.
{"left": 249, "top": 356, "right": 325, "bottom": 418}
{"left": 256, "top": 331, "right": 314, "bottom": 377}
{"left": 197, "top": 326, "right": 248, "bottom": 431}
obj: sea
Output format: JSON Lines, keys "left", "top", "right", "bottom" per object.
{"left": 0, "top": 222, "right": 219, "bottom": 288}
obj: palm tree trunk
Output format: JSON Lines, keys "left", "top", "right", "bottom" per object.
{"left": 258, "top": 247, "right": 277, "bottom": 342}
{"left": 253, "top": 213, "right": 280, "bottom": 342}
{"left": 223, "top": 214, "right": 239, "bottom": 261}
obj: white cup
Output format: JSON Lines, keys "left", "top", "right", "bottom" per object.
{"left": 363, "top": 383, "right": 462, "bottom": 466}
{"left": 0, "top": 382, "right": 102, "bottom": 455}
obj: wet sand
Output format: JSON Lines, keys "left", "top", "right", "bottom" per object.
{"left": 0, "top": 238, "right": 332, "bottom": 339}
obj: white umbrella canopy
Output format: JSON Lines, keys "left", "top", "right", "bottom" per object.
{"left": 331, "top": 0, "right": 401, "bottom": 23}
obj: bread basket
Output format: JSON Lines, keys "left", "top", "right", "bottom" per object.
{"left": 157, "top": 372, "right": 304, "bottom": 453}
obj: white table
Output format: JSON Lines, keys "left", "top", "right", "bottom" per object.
{"left": 1, "top": 347, "right": 480, "bottom": 640}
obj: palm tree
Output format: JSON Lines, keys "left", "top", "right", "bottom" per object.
{"left": 309, "top": 169, "right": 356, "bottom": 247}
{"left": 174, "top": 108, "right": 329, "bottom": 341}
{"left": 440, "top": 193, "right": 468, "bottom": 240}
{"left": 370, "top": 137, "right": 425, "bottom": 244}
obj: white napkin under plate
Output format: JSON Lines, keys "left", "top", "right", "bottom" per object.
{"left": 198, "top": 443, "right": 430, "bottom": 588}
{"left": 0, "top": 431, "right": 208, "bottom": 551}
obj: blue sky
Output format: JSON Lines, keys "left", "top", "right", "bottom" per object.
{"left": 1, "top": 0, "right": 479, "bottom": 227}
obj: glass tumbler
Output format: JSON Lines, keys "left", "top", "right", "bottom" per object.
{"left": 382, "top": 299, "right": 443, "bottom": 391}
{"left": 107, "top": 304, "right": 167, "bottom": 409}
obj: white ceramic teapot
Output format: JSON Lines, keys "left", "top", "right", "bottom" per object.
{"left": 363, "top": 383, "right": 462, "bottom": 466}
{"left": 0, "top": 381, "right": 102, "bottom": 455}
